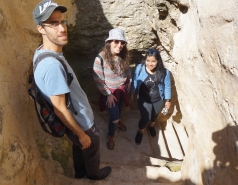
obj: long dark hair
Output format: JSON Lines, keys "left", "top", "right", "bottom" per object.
{"left": 141, "top": 49, "right": 166, "bottom": 83}
{"left": 100, "top": 42, "right": 129, "bottom": 73}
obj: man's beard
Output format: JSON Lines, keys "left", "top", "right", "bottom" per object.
{"left": 47, "top": 33, "right": 68, "bottom": 46}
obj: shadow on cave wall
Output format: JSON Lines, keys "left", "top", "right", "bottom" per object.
{"left": 203, "top": 125, "right": 238, "bottom": 185}
{"left": 64, "top": 0, "right": 112, "bottom": 62}
{"left": 180, "top": 125, "right": 238, "bottom": 185}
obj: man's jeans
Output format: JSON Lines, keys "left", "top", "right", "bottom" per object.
{"left": 66, "top": 124, "right": 101, "bottom": 180}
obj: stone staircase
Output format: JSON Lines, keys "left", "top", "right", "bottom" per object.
{"left": 74, "top": 106, "right": 187, "bottom": 184}
{"left": 54, "top": 104, "right": 188, "bottom": 185}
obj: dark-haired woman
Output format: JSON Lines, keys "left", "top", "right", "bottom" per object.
{"left": 93, "top": 28, "right": 131, "bottom": 150}
{"left": 130, "top": 49, "right": 171, "bottom": 145}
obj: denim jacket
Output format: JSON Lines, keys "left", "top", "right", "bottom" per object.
{"left": 130, "top": 64, "right": 171, "bottom": 100}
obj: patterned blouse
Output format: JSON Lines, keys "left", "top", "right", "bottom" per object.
{"left": 93, "top": 53, "right": 131, "bottom": 96}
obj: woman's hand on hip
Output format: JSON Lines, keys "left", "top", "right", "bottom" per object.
{"left": 106, "top": 94, "right": 117, "bottom": 108}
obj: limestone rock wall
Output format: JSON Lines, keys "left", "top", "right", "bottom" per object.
{"left": 65, "top": 0, "right": 186, "bottom": 74}
{"left": 172, "top": 0, "right": 238, "bottom": 184}
{"left": 64, "top": 0, "right": 158, "bottom": 77}
{"left": 0, "top": 1, "right": 77, "bottom": 184}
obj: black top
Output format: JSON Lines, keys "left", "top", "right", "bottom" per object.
{"left": 139, "top": 66, "right": 161, "bottom": 103}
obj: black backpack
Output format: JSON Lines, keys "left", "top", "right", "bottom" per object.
{"left": 28, "top": 52, "right": 74, "bottom": 137}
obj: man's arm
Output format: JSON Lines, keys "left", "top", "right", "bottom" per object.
{"left": 50, "top": 94, "right": 91, "bottom": 149}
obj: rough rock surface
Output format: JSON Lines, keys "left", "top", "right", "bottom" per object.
{"left": 0, "top": 0, "right": 237, "bottom": 185}
{"left": 0, "top": 1, "right": 78, "bottom": 184}
{"left": 172, "top": 0, "right": 238, "bottom": 184}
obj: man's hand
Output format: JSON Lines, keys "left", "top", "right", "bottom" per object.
{"left": 79, "top": 133, "right": 91, "bottom": 149}
{"left": 50, "top": 94, "right": 91, "bottom": 149}
{"left": 106, "top": 94, "right": 117, "bottom": 108}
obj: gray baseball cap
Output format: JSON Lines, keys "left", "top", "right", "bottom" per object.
{"left": 33, "top": 0, "right": 67, "bottom": 25}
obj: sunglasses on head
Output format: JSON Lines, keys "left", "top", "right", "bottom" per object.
{"left": 113, "top": 40, "right": 127, "bottom": 46}
{"left": 146, "top": 49, "right": 159, "bottom": 56}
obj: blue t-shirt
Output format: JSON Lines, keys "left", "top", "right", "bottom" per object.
{"left": 33, "top": 46, "right": 94, "bottom": 131}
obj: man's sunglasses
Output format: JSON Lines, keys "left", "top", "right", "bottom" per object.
{"left": 113, "top": 40, "right": 127, "bottom": 46}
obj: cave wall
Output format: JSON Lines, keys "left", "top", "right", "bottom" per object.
{"left": 0, "top": 1, "right": 77, "bottom": 184}
{"left": 64, "top": 0, "right": 158, "bottom": 78}
{"left": 172, "top": 0, "right": 238, "bottom": 184}
{"left": 64, "top": 0, "right": 184, "bottom": 76}
{"left": 0, "top": 0, "right": 237, "bottom": 185}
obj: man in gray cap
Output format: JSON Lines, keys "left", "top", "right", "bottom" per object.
{"left": 32, "top": 0, "right": 111, "bottom": 180}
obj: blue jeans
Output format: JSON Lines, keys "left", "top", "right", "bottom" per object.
{"left": 103, "top": 93, "right": 124, "bottom": 136}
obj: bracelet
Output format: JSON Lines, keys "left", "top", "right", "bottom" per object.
{"left": 165, "top": 99, "right": 171, "bottom": 102}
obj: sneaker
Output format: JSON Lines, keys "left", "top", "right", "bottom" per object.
{"left": 75, "top": 172, "right": 87, "bottom": 179}
{"left": 99, "top": 166, "right": 112, "bottom": 180}
{"left": 88, "top": 166, "right": 112, "bottom": 180}
{"left": 148, "top": 126, "right": 156, "bottom": 137}
{"left": 107, "top": 136, "right": 115, "bottom": 150}
{"left": 117, "top": 121, "right": 127, "bottom": 131}
{"left": 135, "top": 131, "right": 143, "bottom": 145}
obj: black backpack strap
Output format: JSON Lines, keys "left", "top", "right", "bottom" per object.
{"left": 97, "top": 54, "right": 103, "bottom": 66}
{"left": 33, "top": 52, "right": 73, "bottom": 86}
{"left": 32, "top": 52, "right": 77, "bottom": 115}
{"left": 97, "top": 54, "right": 105, "bottom": 79}
{"left": 34, "top": 52, "right": 65, "bottom": 72}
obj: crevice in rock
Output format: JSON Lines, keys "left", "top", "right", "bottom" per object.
{"left": 128, "top": 49, "right": 144, "bottom": 65}
{"left": 157, "top": 3, "right": 169, "bottom": 20}
{"left": 159, "top": 15, "right": 167, "bottom": 20}
{"left": 0, "top": 106, "right": 3, "bottom": 134}
{"left": 152, "top": 28, "right": 159, "bottom": 41}
{"left": 0, "top": 9, "right": 6, "bottom": 37}
{"left": 166, "top": 0, "right": 189, "bottom": 14}
{"left": 0, "top": 9, "right": 4, "bottom": 26}
{"left": 170, "top": 18, "right": 177, "bottom": 27}
{"left": 229, "top": 114, "right": 237, "bottom": 126}
{"left": 156, "top": 29, "right": 174, "bottom": 60}
{"left": 165, "top": 0, "right": 178, "bottom": 5}
{"left": 214, "top": 47, "right": 237, "bottom": 77}
{"left": 148, "top": 40, "right": 173, "bottom": 63}
{"left": 178, "top": 4, "right": 188, "bottom": 14}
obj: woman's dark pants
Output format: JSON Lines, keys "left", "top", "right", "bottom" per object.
{"left": 137, "top": 97, "right": 164, "bottom": 129}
